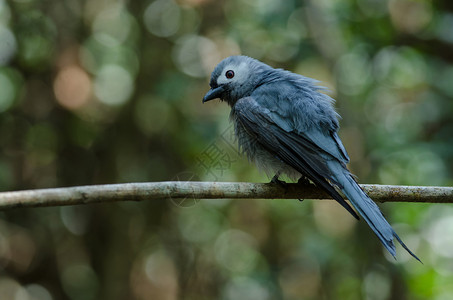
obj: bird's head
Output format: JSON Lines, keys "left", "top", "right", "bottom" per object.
{"left": 202, "top": 56, "right": 268, "bottom": 106}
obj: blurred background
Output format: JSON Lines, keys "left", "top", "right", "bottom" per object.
{"left": 0, "top": 0, "right": 452, "bottom": 299}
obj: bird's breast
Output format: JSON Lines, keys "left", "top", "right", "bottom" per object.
{"left": 231, "top": 112, "right": 299, "bottom": 179}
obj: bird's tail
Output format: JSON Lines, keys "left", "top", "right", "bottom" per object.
{"left": 329, "top": 161, "right": 421, "bottom": 262}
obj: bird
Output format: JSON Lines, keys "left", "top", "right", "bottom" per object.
{"left": 202, "top": 55, "right": 420, "bottom": 262}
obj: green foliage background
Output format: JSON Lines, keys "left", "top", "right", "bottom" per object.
{"left": 0, "top": 0, "right": 452, "bottom": 299}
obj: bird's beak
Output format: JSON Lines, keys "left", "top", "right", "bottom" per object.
{"left": 202, "top": 85, "right": 225, "bottom": 103}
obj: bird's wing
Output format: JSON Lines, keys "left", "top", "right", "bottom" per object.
{"left": 305, "top": 128, "right": 350, "bottom": 163}
{"left": 268, "top": 111, "right": 350, "bottom": 164}
{"left": 234, "top": 97, "right": 359, "bottom": 220}
{"left": 257, "top": 83, "right": 350, "bottom": 164}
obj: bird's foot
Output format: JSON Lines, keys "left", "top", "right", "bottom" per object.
{"left": 297, "top": 176, "right": 311, "bottom": 202}
{"left": 270, "top": 174, "right": 288, "bottom": 188}
{"left": 297, "top": 176, "right": 311, "bottom": 186}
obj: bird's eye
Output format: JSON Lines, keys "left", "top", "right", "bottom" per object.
{"left": 225, "top": 70, "right": 235, "bottom": 79}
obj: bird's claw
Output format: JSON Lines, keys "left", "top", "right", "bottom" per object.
{"left": 271, "top": 175, "right": 288, "bottom": 188}
{"left": 297, "top": 176, "right": 309, "bottom": 202}
{"left": 297, "top": 176, "right": 311, "bottom": 186}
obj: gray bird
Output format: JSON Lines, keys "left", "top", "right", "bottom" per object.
{"left": 203, "top": 55, "right": 420, "bottom": 261}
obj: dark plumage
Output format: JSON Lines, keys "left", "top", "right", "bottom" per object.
{"left": 203, "top": 55, "right": 420, "bottom": 261}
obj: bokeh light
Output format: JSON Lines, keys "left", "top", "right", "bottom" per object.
{"left": 435, "top": 13, "right": 453, "bottom": 43}
{"left": 144, "top": 0, "right": 181, "bottom": 38}
{"left": 92, "top": 4, "right": 133, "bottom": 47}
{"left": 214, "top": 229, "right": 260, "bottom": 274}
{"left": 363, "top": 268, "right": 391, "bottom": 300}
{"left": 15, "top": 11, "right": 56, "bottom": 69}
{"left": 172, "top": 34, "right": 219, "bottom": 78}
{"left": 61, "top": 264, "right": 99, "bottom": 300}
{"left": 0, "top": 68, "right": 20, "bottom": 112}
{"left": 388, "top": 0, "right": 432, "bottom": 34}
{"left": 25, "top": 284, "right": 53, "bottom": 300}
{"left": 144, "top": 250, "right": 178, "bottom": 294}
{"left": 222, "top": 277, "right": 271, "bottom": 300}
{"left": 54, "top": 65, "right": 92, "bottom": 110}
{"left": 94, "top": 64, "right": 134, "bottom": 106}
{"left": 0, "top": 25, "right": 16, "bottom": 65}
{"left": 177, "top": 205, "right": 225, "bottom": 244}
{"left": 134, "top": 96, "right": 171, "bottom": 136}
{"left": 0, "top": 277, "right": 29, "bottom": 300}
{"left": 424, "top": 208, "right": 453, "bottom": 258}
{"left": 0, "top": 0, "right": 12, "bottom": 25}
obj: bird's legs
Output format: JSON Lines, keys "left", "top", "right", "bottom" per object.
{"left": 271, "top": 172, "right": 308, "bottom": 201}
{"left": 270, "top": 171, "right": 287, "bottom": 188}
{"left": 296, "top": 175, "right": 312, "bottom": 202}
{"left": 297, "top": 176, "right": 311, "bottom": 186}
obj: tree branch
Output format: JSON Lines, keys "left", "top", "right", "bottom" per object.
{"left": 0, "top": 182, "right": 452, "bottom": 210}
